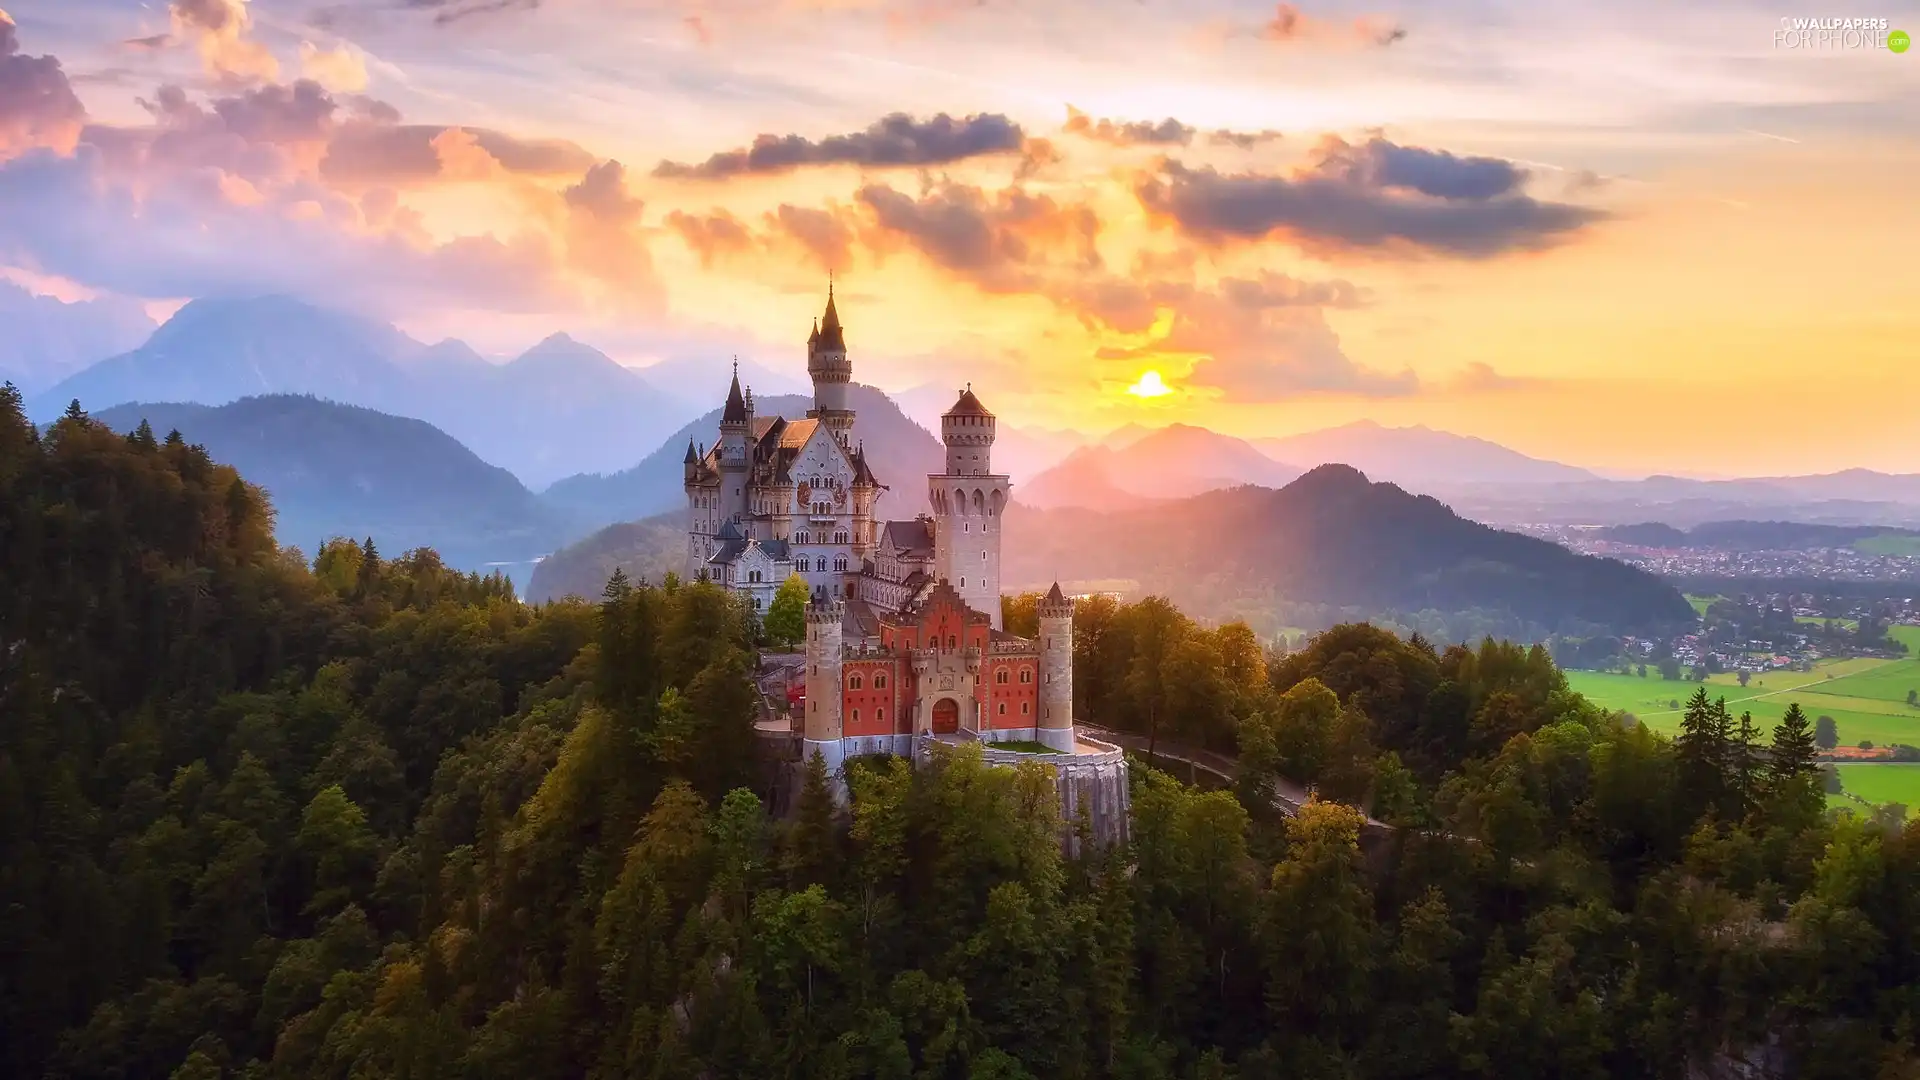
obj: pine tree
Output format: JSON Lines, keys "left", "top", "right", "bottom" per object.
{"left": 1729, "top": 710, "right": 1761, "bottom": 819}
{"left": 1764, "top": 702, "right": 1824, "bottom": 828}
{"left": 784, "top": 751, "right": 839, "bottom": 891}
{"left": 129, "top": 419, "right": 157, "bottom": 451}
{"left": 1674, "top": 687, "right": 1729, "bottom": 819}
{"left": 62, "top": 398, "right": 86, "bottom": 421}
{"left": 603, "top": 567, "right": 633, "bottom": 602}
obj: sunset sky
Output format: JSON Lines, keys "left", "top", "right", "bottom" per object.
{"left": 1, "top": 0, "right": 1914, "bottom": 475}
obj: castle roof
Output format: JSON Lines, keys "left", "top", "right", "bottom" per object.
{"left": 817, "top": 285, "right": 846, "bottom": 352}
{"left": 1044, "top": 581, "right": 1066, "bottom": 604}
{"left": 879, "top": 518, "right": 934, "bottom": 558}
{"left": 684, "top": 439, "right": 697, "bottom": 464}
{"left": 778, "top": 417, "right": 819, "bottom": 449}
{"left": 722, "top": 365, "right": 749, "bottom": 424}
{"left": 945, "top": 386, "right": 992, "bottom": 418}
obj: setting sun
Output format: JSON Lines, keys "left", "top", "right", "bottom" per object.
{"left": 1126, "top": 370, "right": 1172, "bottom": 398}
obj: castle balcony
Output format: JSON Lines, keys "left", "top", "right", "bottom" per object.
{"left": 842, "top": 643, "right": 894, "bottom": 660}
{"left": 989, "top": 639, "right": 1036, "bottom": 655}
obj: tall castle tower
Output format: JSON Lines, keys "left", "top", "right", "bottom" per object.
{"left": 803, "top": 599, "right": 846, "bottom": 774}
{"left": 717, "top": 363, "right": 752, "bottom": 521}
{"left": 929, "top": 386, "right": 1009, "bottom": 629}
{"left": 1037, "top": 583, "right": 1075, "bottom": 752}
{"left": 806, "top": 284, "right": 854, "bottom": 449}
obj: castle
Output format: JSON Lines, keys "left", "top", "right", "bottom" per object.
{"left": 683, "top": 288, "right": 1129, "bottom": 840}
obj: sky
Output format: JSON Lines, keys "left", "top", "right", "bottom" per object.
{"left": 0, "top": 0, "right": 1914, "bottom": 475}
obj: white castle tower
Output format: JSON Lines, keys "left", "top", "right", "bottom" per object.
{"left": 928, "top": 385, "right": 1008, "bottom": 629}
{"left": 806, "top": 282, "right": 854, "bottom": 450}
{"left": 1037, "top": 583, "right": 1075, "bottom": 752}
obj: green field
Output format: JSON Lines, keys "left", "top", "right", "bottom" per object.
{"left": 1685, "top": 594, "right": 1721, "bottom": 616}
{"left": 1832, "top": 763, "right": 1920, "bottom": 811}
{"left": 1856, "top": 534, "right": 1920, "bottom": 557}
{"left": 1891, "top": 625, "right": 1920, "bottom": 653}
{"left": 1799, "top": 658, "right": 1920, "bottom": 707}
{"left": 1795, "top": 615, "right": 1860, "bottom": 631}
{"left": 1569, "top": 658, "right": 1920, "bottom": 748}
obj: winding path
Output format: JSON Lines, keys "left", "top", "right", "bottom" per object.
{"left": 1077, "top": 723, "right": 1392, "bottom": 830}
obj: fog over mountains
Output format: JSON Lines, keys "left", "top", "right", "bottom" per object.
{"left": 26, "top": 296, "right": 694, "bottom": 488}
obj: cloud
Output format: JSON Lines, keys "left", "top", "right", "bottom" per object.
{"left": 1086, "top": 272, "right": 1411, "bottom": 401}
{"left": 400, "top": 0, "right": 542, "bottom": 26}
{"left": 769, "top": 203, "right": 854, "bottom": 271}
{"left": 321, "top": 120, "right": 596, "bottom": 185}
{"left": 1450, "top": 362, "right": 1544, "bottom": 393}
{"left": 298, "top": 41, "right": 369, "bottom": 92}
{"left": 1061, "top": 107, "right": 1284, "bottom": 153}
{"left": 665, "top": 209, "right": 753, "bottom": 266}
{"left": 566, "top": 160, "right": 643, "bottom": 223}
{"left": 855, "top": 179, "right": 1101, "bottom": 291}
{"left": 1253, "top": 3, "right": 1405, "bottom": 48}
{"left": 1063, "top": 107, "right": 1196, "bottom": 147}
{"left": 170, "top": 0, "right": 280, "bottom": 83}
{"left": 0, "top": 10, "right": 88, "bottom": 159}
{"left": 1135, "top": 135, "right": 1609, "bottom": 258}
{"left": 654, "top": 112, "right": 1026, "bottom": 180}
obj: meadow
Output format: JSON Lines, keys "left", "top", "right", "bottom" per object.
{"left": 1832, "top": 763, "right": 1920, "bottom": 812}
{"left": 1856, "top": 534, "right": 1920, "bottom": 557}
{"left": 1569, "top": 657, "right": 1920, "bottom": 749}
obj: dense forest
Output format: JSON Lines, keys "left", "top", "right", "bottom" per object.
{"left": 6, "top": 383, "right": 1920, "bottom": 1080}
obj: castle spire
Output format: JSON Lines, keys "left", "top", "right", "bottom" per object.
{"left": 722, "top": 360, "right": 747, "bottom": 424}
{"left": 818, "top": 278, "right": 845, "bottom": 351}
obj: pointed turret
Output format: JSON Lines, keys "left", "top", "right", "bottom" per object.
{"left": 722, "top": 361, "right": 748, "bottom": 424}
{"left": 818, "top": 281, "right": 846, "bottom": 352}
{"left": 1044, "top": 581, "right": 1067, "bottom": 606}
{"left": 684, "top": 439, "right": 698, "bottom": 464}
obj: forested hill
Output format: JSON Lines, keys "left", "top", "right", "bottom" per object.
{"left": 1008, "top": 464, "right": 1695, "bottom": 636}
{"left": 84, "top": 395, "right": 578, "bottom": 570}
{"left": 8, "top": 383, "right": 1920, "bottom": 1080}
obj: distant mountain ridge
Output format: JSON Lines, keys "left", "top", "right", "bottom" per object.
{"left": 1020, "top": 424, "right": 1301, "bottom": 509}
{"left": 1254, "top": 420, "right": 1598, "bottom": 486}
{"left": 86, "top": 395, "right": 578, "bottom": 575}
{"left": 1599, "top": 519, "right": 1920, "bottom": 551}
{"left": 30, "top": 296, "right": 691, "bottom": 488}
{"left": 1007, "top": 465, "right": 1694, "bottom": 635}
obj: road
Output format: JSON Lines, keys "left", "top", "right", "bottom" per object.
{"left": 1077, "top": 723, "right": 1391, "bottom": 830}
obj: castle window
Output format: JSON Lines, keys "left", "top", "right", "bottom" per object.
{"left": 874, "top": 674, "right": 887, "bottom": 689}
{"left": 878, "top": 705, "right": 887, "bottom": 721}
{"left": 797, "top": 531, "right": 809, "bottom": 544}
{"left": 964, "top": 522, "right": 970, "bottom": 533}
{"left": 948, "top": 635, "right": 957, "bottom": 649}
{"left": 817, "top": 557, "right": 828, "bottom": 572}
{"left": 960, "top": 576, "right": 966, "bottom": 588}
{"left": 997, "top": 703, "right": 1006, "bottom": 715}
{"left": 1020, "top": 668, "right": 1032, "bottom": 683}
{"left": 1021, "top": 702, "right": 1030, "bottom": 715}
{"left": 834, "top": 556, "right": 847, "bottom": 572}
{"left": 995, "top": 669, "right": 1009, "bottom": 685}
{"left": 851, "top": 709, "right": 859, "bottom": 722}
{"left": 980, "top": 551, "right": 987, "bottom": 561}
{"left": 849, "top": 673, "right": 863, "bottom": 690}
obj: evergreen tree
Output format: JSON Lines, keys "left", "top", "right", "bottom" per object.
{"left": 1674, "top": 688, "right": 1730, "bottom": 821}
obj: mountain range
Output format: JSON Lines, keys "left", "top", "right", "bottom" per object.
{"left": 86, "top": 395, "right": 576, "bottom": 578}
{"left": 0, "top": 280, "right": 157, "bottom": 395}
{"left": 532, "top": 464, "right": 1695, "bottom": 637}
{"left": 1020, "top": 424, "right": 1302, "bottom": 510}
{"left": 28, "top": 296, "right": 692, "bottom": 488}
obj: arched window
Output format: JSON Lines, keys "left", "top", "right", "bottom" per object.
{"left": 816, "top": 557, "right": 828, "bottom": 572}
{"left": 947, "top": 635, "right": 957, "bottom": 649}
{"left": 797, "top": 531, "right": 809, "bottom": 544}
{"left": 877, "top": 705, "right": 887, "bottom": 722}
{"left": 1019, "top": 668, "right": 1032, "bottom": 684}
{"left": 851, "top": 708, "right": 860, "bottom": 722}
{"left": 849, "top": 673, "right": 863, "bottom": 690}
{"left": 834, "top": 556, "right": 847, "bottom": 572}
{"left": 1021, "top": 702, "right": 1030, "bottom": 715}
{"left": 997, "top": 702, "right": 1006, "bottom": 715}
{"left": 874, "top": 674, "right": 887, "bottom": 689}
{"left": 996, "top": 669, "right": 1009, "bottom": 685}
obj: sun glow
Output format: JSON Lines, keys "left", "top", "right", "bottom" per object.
{"left": 1126, "top": 370, "right": 1172, "bottom": 398}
